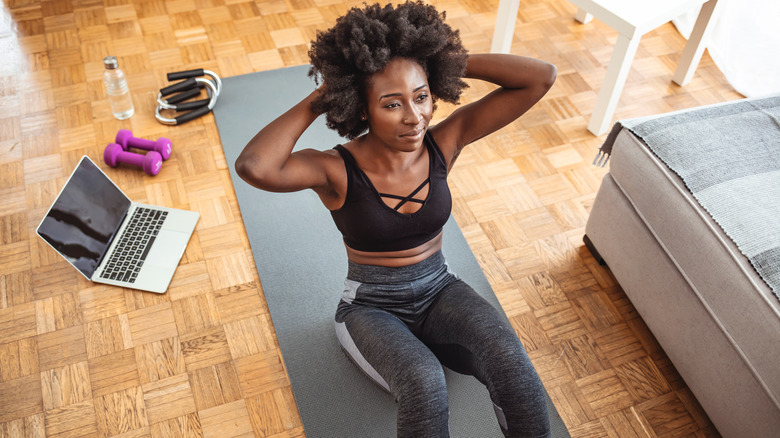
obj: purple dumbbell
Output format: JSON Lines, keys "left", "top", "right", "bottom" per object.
{"left": 115, "top": 129, "right": 172, "bottom": 160}
{"left": 104, "top": 143, "right": 163, "bottom": 176}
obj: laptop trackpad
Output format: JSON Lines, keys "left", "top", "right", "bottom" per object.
{"left": 145, "top": 230, "right": 189, "bottom": 268}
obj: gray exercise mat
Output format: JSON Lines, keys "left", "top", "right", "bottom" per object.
{"left": 213, "top": 65, "right": 569, "bottom": 437}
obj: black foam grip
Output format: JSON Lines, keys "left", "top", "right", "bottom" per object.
{"left": 167, "top": 69, "right": 205, "bottom": 81}
{"left": 175, "top": 106, "right": 211, "bottom": 124}
{"left": 165, "top": 87, "right": 202, "bottom": 104}
{"left": 160, "top": 78, "right": 197, "bottom": 97}
{"left": 174, "top": 99, "right": 210, "bottom": 111}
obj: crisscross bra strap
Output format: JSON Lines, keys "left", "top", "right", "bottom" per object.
{"left": 379, "top": 177, "right": 430, "bottom": 210}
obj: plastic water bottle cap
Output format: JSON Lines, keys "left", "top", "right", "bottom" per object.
{"left": 104, "top": 56, "right": 118, "bottom": 70}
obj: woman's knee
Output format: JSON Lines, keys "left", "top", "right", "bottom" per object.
{"left": 394, "top": 362, "right": 450, "bottom": 437}
{"left": 393, "top": 360, "right": 448, "bottom": 403}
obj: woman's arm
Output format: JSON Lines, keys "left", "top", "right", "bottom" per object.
{"left": 431, "top": 54, "right": 556, "bottom": 165}
{"left": 235, "top": 86, "right": 335, "bottom": 194}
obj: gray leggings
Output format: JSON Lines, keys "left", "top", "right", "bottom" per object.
{"left": 334, "top": 251, "right": 551, "bottom": 438}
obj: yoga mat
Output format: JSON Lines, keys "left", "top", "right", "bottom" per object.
{"left": 214, "top": 65, "right": 569, "bottom": 437}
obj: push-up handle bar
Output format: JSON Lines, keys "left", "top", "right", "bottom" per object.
{"left": 155, "top": 69, "right": 221, "bottom": 125}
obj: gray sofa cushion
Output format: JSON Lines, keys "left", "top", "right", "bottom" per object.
{"left": 609, "top": 128, "right": 780, "bottom": 400}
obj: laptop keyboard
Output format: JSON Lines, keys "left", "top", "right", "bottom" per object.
{"left": 99, "top": 207, "right": 168, "bottom": 283}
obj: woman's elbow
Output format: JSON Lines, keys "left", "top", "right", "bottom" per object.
{"left": 235, "top": 155, "right": 250, "bottom": 179}
{"left": 541, "top": 61, "right": 557, "bottom": 91}
{"left": 528, "top": 62, "right": 557, "bottom": 101}
{"left": 235, "top": 154, "right": 266, "bottom": 187}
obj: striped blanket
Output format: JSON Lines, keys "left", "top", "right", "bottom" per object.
{"left": 599, "top": 95, "right": 780, "bottom": 297}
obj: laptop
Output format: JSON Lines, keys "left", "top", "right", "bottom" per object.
{"left": 36, "top": 155, "right": 200, "bottom": 293}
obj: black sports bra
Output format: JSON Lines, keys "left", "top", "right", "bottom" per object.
{"left": 330, "top": 132, "right": 452, "bottom": 252}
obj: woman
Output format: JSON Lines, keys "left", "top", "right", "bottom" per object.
{"left": 236, "top": 2, "right": 556, "bottom": 437}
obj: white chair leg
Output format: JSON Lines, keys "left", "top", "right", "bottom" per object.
{"left": 575, "top": 8, "right": 593, "bottom": 24}
{"left": 490, "top": 0, "right": 521, "bottom": 53}
{"left": 673, "top": 0, "right": 721, "bottom": 86}
{"left": 588, "top": 34, "right": 642, "bottom": 136}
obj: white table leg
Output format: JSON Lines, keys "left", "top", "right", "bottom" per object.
{"left": 490, "top": 0, "right": 521, "bottom": 53}
{"left": 575, "top": 8, "right": 593, "bottom": 24}
{"left": 673, "top": 0, "right": 721, "bottom": 86}
{"left": 588, "top": 34, "right": 642, "bottom": 136}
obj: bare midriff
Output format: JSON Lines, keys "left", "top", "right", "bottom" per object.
{"left": 344, "top": 231, "right": 443, "bottom": 267}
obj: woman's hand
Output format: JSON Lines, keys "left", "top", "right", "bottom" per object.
{"left": 431, "top": 54, "right": 556, "bottom": 166}
{"left": 464, "top": 53, "right": 557, "bottom": 93}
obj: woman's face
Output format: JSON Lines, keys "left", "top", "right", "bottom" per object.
{"left": 363, "top": 58, "right": 433, "bottom": 152}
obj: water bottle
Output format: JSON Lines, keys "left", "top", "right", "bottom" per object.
{"left": 103, "top": 55, "right": 134, "bottom": 120}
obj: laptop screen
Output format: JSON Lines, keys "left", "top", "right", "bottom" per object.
{"left": 37, "top": 157, "right": 132, "bottom": 279}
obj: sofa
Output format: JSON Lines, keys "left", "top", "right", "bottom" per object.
{"left": 584, "top": 96, "right": 780, "bottom": 437}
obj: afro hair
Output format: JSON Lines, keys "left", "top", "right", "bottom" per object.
{"left": 308, "top": 1, "right": 469, "bottom": 139}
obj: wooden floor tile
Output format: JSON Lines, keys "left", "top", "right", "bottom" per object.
{"left": 128, "top": 302, "right": 179, "bottom": 346}
{"left": 592, "top": 322, "right": 649, "bottom": 368}
{"left": 0, "top": 336, "right": 39, "bottom": 382}
{"left": 180, "top": 326, "right": 232, "bottom": 372}
{"left": 136, "top": 337, "right": 186, "bottom": 385}
{"left": 598, "top": 408, "right": 651, "bottom": 438}
{"left": 535, "top": 301, "right": 589, "bottom": 343}
{"left": 41, "top": 361, "right": 92, "bottom": 411}
{"left": 235, "top": 350, "right": 290, "bottom": 399}
{"left": 79, "top": 285, "right": 129, "bottom": 323}
{"left": 638, "top": 392, "right": 699, "bottom": 437}
{"left": 94, "top": 386, "right": 149, "bottom": 437}
{"left": 189, "top": 361, "right": 242, "bottom": 411}
{"left": 223, "top": 315, "right": 276, "bottom": 359}
{"left": 245, "top": 388, "right": 303, "bottom": 438}
{"left": 213, "top": 283, "right": 267, "bottom": 324}
{"left": 44, "top": 400, "right": 98, "bottom": 438}
{"left": 560, "top": 334, "right": 611, "bottom": 380}
{"left": 171, "top": 293, "right": 221, "bottom": 335}
{"left": 149, "top": 412, "right": 203, "bottom": 438}
{"left": 199, "top": 399, "right": 254, "bottom": 438}
{"left": 88, "top": 348, "right": 140, "bottom": 397}
{"left": 0, "top": 374, "right": 43, "bottom": 423}
{"left": 84, "top": 315, "right": 133, "bottom": 359}
{"left": 36, "top": 325, "right": 87, "bottom": 371}
{"left": 0, "top": 413, "right": 45, "bottom": 438}
{"left": 615, "top": 357, "right": 672, "bottom": 404}
{"left": 142, "top": 373, "right": 197, "bottom": 425}
{"left": 511, "top": 311, "right": 553, "bottom": 352}
{"left": 576, "top": 369, "right": 635, "bottom": 418}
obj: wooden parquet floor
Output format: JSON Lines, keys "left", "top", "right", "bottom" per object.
{"left": 0, "top": 0, "right": 742, "bottom": 436}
